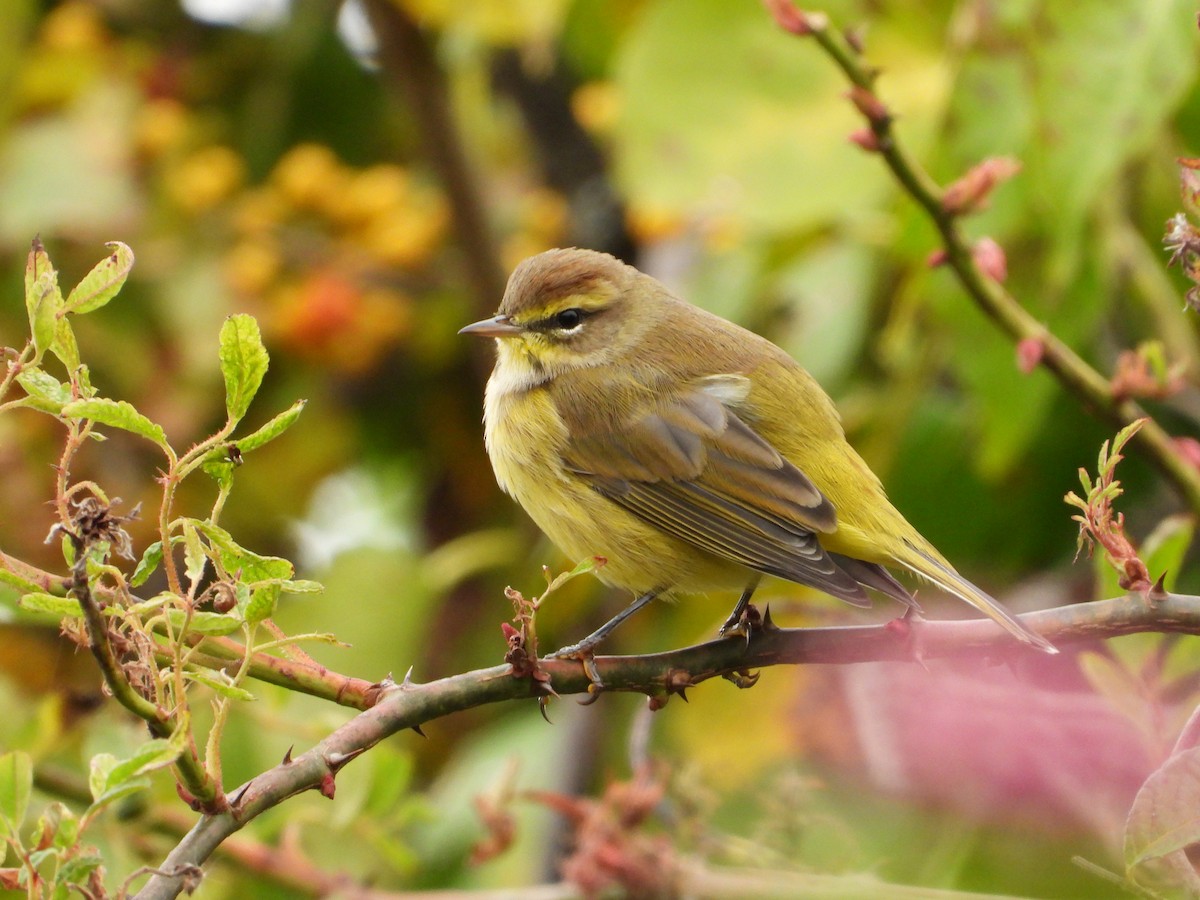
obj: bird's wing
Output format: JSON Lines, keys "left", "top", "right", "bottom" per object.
{"left": 561, "top": 375, "right": 872, "bottom": 606}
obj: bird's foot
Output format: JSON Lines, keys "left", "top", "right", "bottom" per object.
{"left": 547, "top": 640, "right": 605, "bottom": 692}
{"left": 717, "top": 602, "right": 763, "bottom": 646}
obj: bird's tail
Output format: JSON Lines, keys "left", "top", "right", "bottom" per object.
{"left": 898, "top": 547, "right": 1057, "bottom": 654}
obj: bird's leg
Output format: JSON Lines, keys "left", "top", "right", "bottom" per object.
{"left": 718, "top": 574, "right": 762, "bottom": 640}
{"left": 547, "top": 589, "right": 662, "bottom": 670}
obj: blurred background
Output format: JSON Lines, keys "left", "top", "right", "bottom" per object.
{"left": 1, "top": 0, "right": 1199, "bottom": 895}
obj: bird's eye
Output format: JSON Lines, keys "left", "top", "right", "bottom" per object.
{"left": 554, "top": 308, "right": 585, "bottom": 330}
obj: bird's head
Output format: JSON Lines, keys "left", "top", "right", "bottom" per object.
{"left": 459, "top": 248, "right": 651, "bottom": 382}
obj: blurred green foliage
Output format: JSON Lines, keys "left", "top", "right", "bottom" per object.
{"left": 0, "top": 0, "right": 1199, "bottom": 896}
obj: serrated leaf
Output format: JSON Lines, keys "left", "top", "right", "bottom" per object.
{"left": 200, "top": 454, "right": 235, "bottom": 489}
{"left": 131, "top": 541, "right": 163, "bottom": 587}
{"left": 219, "top": 314, "right": 269, "bottom": 424}
{"left": 0, "top": 752, "right": 33, "bottom": 839}
{"left": 51, "top": 316, "right": 80, "bottom": 373}
{"left": 244, "top": 583, "right": 279, "bottom": 624}
{"left": 281, "top": 579, "right": 323, "bottom": 594}
{"left": 37, "top": 803, "right": 78, "bottom": 851}
{"left": 88, "top": 753, "right": 117, "bottom": 803}
{"left": 58, "top": 850, "right": 102, "bottom": 885}
{"left": 88, "top": 778, "right": 150, "bottom": 814}
{"left": 182, "top": 521, "right": 207, "bottom": 590}
{"left": 1126, "top": 746, "right": 1200, "bottom": 874}
{"left": 183, "top": 671, "right": 256, "bottom": 701}
{"left": 25, "top": 239, "right": 62, "bottom": 357}
{"left": 64, "top": 241, "right": 134, "bottom": 315}
{"left": 16, "top": 368, "right": 71, "bottom": 413}
{"left": 18, "top": 592, "right": 82, "bottom": 619}
{"left": 193, "top": 522, "right": 292, "bottom": 582}
{"left": 235, "top": 399, "right": 306, "bottom": 453}
{"left": 105, "top": 737, "right": 182, "bottom": 789}
{"left": 126, "top": 592, "right": 173, "bottom": 617}
{"left": 0, "top": 568, "right": 42, "bottom": 595}
{"left": 27, "top": 272, "right": 59, "bottom": 357}
{"left": 164, "top": 609, "right": 242, "bottom": 637}
{"left": 62, "top": 398, "right": 167, "bottom": 448}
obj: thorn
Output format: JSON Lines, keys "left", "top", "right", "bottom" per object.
{"left": 761, "top": 604, "right": 779, "bottom": 631}
{"left": 229, "top": 782, "right": 252, "bottom": 809}
{"left": 402, "top": 666, "right": 415, "bottom": 686}
{"left": 844, "top": 25, "right": 866, "bottom": 54}
{"left": 664, "top": 669, "right": 693, "bottom": 698}
{"left": 411, "top": 723, "right": 427, "bottom": 738}
{"left": 325, "top": 747, "right": 365, "bottom": 773}
{"left": 537, "top": 696, "right": 554, "bottom": 723}
{"left": 282, "top": 745, "right": 293, "bottom": 765}
{"left": 1150, "top": 573, "right": 1169, "bottom": 601}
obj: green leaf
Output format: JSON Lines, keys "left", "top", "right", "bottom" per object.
{"left": 235, "top": 399, "right": 306, "bottom": 452}
{"left": 0, "top": 568, "right": 42, "bottom": 595}
{"left": 51, "top": 316, "right": 80, "bottom": 373}
{"left": 61, "top": 398, "right": 167, "bottom": 448}
{"left": 37, "top": 803, "right": 78, "bottom": 851}
{"left": 193, "top": 522, "right": 292, "bottom": 582}
{"left": 219, "top": 314, "right": 269, "bottom": 424}
{"left": 244, "top": 582, "right": 279, "bottom": 624}
{"left": 182, "top": 521, "right": 207, "bottom": 590}
{"left": 88, "top": 737, "right": 184, "bottom": 815}
{"left": 15, "top": 368, "right": 71, "bottom": 413}
{"left": 164, "top": 609, "right": 242, "bottom": 637}
{"left": 131, "top": 541, "right": 163, "bottom": 587}
{"left": 64, "top": 241, "right": 134, "bottom": 315}
{"left": 105, "top": 737, "right": 182, "bottom": 789}
{"left": 0, "top": 751, "right": 33, "bottom": 839}
{"left": 183, "top": 670, "right": 256, "bottom": 701}
{"left": 18, "top": 592, "right": 82, "bottom": 619}
{"left": 1126, "top": 745, "right": 1200, "bottom": 891}
{"left": 281, "top": 579, "right": 323, "bottom": 594}
{"left": 88, "top": 778, "right": 149, "bottom": 814}
{"left": 58, "top": 850, "right": 102, "bottom": 885}
{"left": 126, "top": 592, "right": 173, "bottom": 618}
{"left": 88, "top": 753, "right": 117, "bottom": 802}
{"left": 25, "top": 238, "right": 62, "bottom": 357}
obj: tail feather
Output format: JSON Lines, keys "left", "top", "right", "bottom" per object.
{"left": 899, "top": 549, "right": 1057, "bottom": 654}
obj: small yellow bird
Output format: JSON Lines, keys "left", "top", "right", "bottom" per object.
{"left": 461, "top": 248, "right": 1054, "bottom": 655}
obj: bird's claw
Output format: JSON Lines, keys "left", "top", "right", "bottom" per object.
{"left": 717, "top": 602, "right": 762, "bottom": 646}
{"left": 547, "top": 641, "right": 605, "bottom": 692}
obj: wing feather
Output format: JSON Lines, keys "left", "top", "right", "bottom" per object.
{"left": 561, "top": 377, "right": 874, "bottom": 605}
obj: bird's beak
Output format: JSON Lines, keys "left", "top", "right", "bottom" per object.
{"left": 458, "top": 314, "right": 524, "bottom": 338}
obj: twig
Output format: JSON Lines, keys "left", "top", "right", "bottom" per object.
{"left": 769, "top": 3, "right": 1200, "bottom": 514}
{"left": 67, "top": 538, "right": 221, "bottom": 810}
{"left": 134, "top": 590, "right": 1200, "bottom": 899}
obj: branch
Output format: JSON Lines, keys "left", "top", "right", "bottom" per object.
{"left": 765, "top": 3, "right": 1200, "bottom": 515}
{"left": 134, "top": 590, "right": 1200, "bottom": 899}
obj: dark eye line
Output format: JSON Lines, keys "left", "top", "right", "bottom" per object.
{"left": 529, "top": 307, "right": 595, "bottom": 332}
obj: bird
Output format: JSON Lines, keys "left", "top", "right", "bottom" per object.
{"left": 460, "top": 247, "right": 1055, "bottom": 657}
